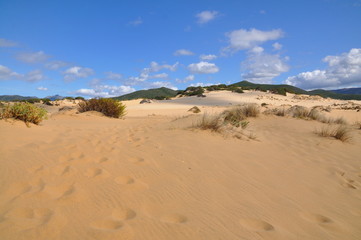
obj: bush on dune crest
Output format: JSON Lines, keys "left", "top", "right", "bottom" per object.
{"left": 78, "top": 98, "right": 126, "bottom": 118}
{"left": 0, "top": 102, "right": 47, "bottom": 126}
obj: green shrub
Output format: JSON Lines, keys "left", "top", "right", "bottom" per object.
{"left": 183, "top": 86, "right": 204, "bottom": 96}
{"left": 65, "top": 97, "right": 75, "bottom": 100}
{"left": 0, "top": 102, "right": 47, "bottom": 126}
{"left": 41, "top": 98, "right": 53, "bottom": 106}
{"left": 78, "top": 98, "right": 126, "bottom": 118}
{"left": 75, "top": 96, "right": 85, "bottom": 101}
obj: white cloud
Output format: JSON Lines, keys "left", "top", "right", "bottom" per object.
{"left": 105, "top": 71, "right": 122, "bottom": 80}
{"left": 285, "top": 48, "right": 361, "bottom": 89}
{"left": 196, "top": 10, "right": 219, "bottom": 24}
{"left": 241, "top": 52, "right": 289, "bottom": 84}
{"left": 63, "top": 66, "right": 94, "bottom": 81}
{"left": 37, "top": 86, "right": 48, "bottom": 91}
{"left": 176, "top": 75, "right": 195, "bottom": 83}
{"left": 250, "top": 46, "right": 264, "bottom": 54}
{"left": 273, "top": 42, "right": 282, "bottom": 50}
{"left": 0, "top": 65, "right": 22, "bottom": 80}
{"left": 0, "top": 65, "right": 45, "bottom": 82}
{"left": 128, "top": 17, "right": 143, "bottom": 26}
{"left": 16, "top": 51, "right": 50, "bottom": 63}
{"left": 0, "top": 38, "right": 17, "bottom": 47}
{"left": 125, "top": 61, "right": 178, "bottom": 86}
{"left": 200, "top": 54, "right": 217, "bottom": 60}
{"left": 190, "top": 82, "right": 219, "bottom": 87}
{"left": 224, "top": 28, "right": 284, "bottom": 53}
{"left": 174, "top": 49, "right": 194, "bottom": 56}
{"left": 147, "top": 61, "right": 179, "bottom": 73}
{"left": 25, "top": 69, "right": 45, "bottom": 82}
{"left": 149, "top": 73, "right": 168, "bottom": 79}
{"left": 188, "top": 61, "right": 219, "bottom": 74}
{"left": 74, "top": 85, "right": 135, "bottom": 98}
{"left": 45, "top": 60, "right": 68, "bottom": 70}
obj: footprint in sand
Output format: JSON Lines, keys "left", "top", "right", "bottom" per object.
{"left": 84, "top": 168, "right": 109, "bottom": 178}
{"left": 53, "top": 165, "right": 75, "bottom": 176}
{"left": 42, "top": 183, "right": 76, "bottom": 200}
{"left": 161, "top": 213, "right": 188, "bottom": 224}
{"left": 115, "top": 176, "right": 135, "bottom": 185}
{"left": 300, "top": 213, "right": 333, "bottom": 224}
{"left": 4, "top": 207, "right": 53, "bottom": 230}
{"left": 112, "top": 208, "right": 137, "bottom": 221}
{"left": 91, "top": 219, "right": 123, "bottom": 230}
{"left": 239, "top": 218, "right": 274, "bottom": 231}
{"left": 97, "top": 157, "right": 110, "bottom": 163}
{"left": 128, "top": 157, "right": 145, "bottom": 164}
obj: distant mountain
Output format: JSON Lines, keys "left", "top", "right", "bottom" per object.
{"left": 46, "top": 94, "right": 64, "bottom": 101}
{"left": 308, "top": 89, "right": 361, "bottom": 100}
{"left": 0, "top": 95, "right": 38, "bottom": 101}
{"left": 113, "top": 87, "right": 178, "bottom": 100}
{"left": 330, "top": 88, "right": 361, "bottom": 95}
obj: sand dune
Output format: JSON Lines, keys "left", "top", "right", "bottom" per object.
{"left": 0, "top": 91, "right": 360, "bottom": 240}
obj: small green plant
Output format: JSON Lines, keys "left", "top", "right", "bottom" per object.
{"left": 41, "top": 98, "right": 53, "bottom": 106}
{"left": 0, "top": 102, "right": 47, "bottom": 126}
{"left": 75, "top": 96, "right": 85, "bottom": 101}
{"left": 240, "top": 120, "right": 249, "bottom": 129}
{"left": 78, "top": 98, "right": 126, "bottom": 118}
{"left": 261, "top": 103, "right": 268, "bottom": 107}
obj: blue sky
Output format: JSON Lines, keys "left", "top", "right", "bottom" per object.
{"left": 1, "top": 0, "right": 361, "bottom": 98}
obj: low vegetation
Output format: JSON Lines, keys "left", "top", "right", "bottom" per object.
{"left": 78, "top": 98, "right": 126, "bottom": 118}
{"left": 188, "top": 106, "right": 201, "bottom": 113}
{"left": 193, "top": 104, "right": 259, "bottom": 139}
{"left": 315, "top": 125, "right": 352, "bottom": 142}
{"left": 0, "top": 102, "right": 47, "bottom": 126}
{"left": 265, "top": 105, "right": 347, "bottom": 125}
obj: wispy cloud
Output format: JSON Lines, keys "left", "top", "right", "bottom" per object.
{"left": 63, "top": 66, "right": 94, "bottom": 82}
{"left": 128, "top": 17, "right": 143, "bottom": 26}
{"left": 16, "top": 51, "right": 51, "bottom": 63}
{"left": 174, "top": 49, "right": 194, "bottom": 56}
{"left": 73, "top": 85, "right": 135, "bottom": 98}
{"left": 0, "top": 38, "right": 18, "bottom": 47}
{"left": 45, "top": 60, "right": 68, "bottom": 70}
{"left": 37, "top": 86, "right": 48, "bottom": 91}
{"left": 196, "top": 10, "right": 219, "bottom": 24}
{"left": 200, "top": 54, "right": 217, "bottom": 61}
{"left": 176, "top": 75, "right": 195, "bottom": 83}
{"left": 105, "top": 71, "right": 122, "bottom": 80}
{"left": 0, "top": 65, "right": 45, "bottom": 82}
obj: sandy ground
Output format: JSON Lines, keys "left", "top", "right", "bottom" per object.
{"left": 0, "top": 91, "right": 361, "bottom": 240}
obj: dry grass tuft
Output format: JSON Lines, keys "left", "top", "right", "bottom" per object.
{"left": 315, "top": 125, "right": 352, "bottom": 142}
{"left": 78, "top": 98, "right": 126, "bottom": 118}
{"left": 195, "top": 113, "right": 223, "bottom": 132}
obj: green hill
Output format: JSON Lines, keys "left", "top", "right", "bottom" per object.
{"left": 0, "top": 95, "right": 39, "bottom": 101}
{"left": 330, "top": 88, "right": 361, "bottom": 95}
{"left": 230, "top": 81, "right": 308, "bottom": 95}
{"left": 308, "top": 89, "right": 361, "bottom": 100}
{"left": 113, "top": 87, "right": 178, "bottom": 101}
